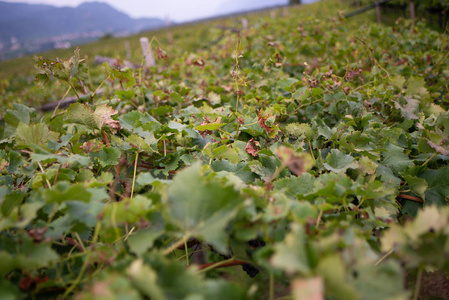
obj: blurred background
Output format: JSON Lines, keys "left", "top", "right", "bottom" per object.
{"left": 0, "top": 0, "right": 318, "bottom": 61}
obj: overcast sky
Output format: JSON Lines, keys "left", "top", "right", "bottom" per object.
{"left": 2, "top": 0, "right": 316, "bottom": 22}
{"left": 2, "top": 0, "right": 256, "bottom": 22}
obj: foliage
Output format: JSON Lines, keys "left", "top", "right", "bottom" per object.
{"left": 0, "top": 0, "right": 449, "bottom": 298}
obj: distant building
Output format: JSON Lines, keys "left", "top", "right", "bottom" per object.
{"left": 10, "top": 37, "right": 20, "bottom": 51}
{"left": 54, "top": 41, "right": 71, "bottom": 49}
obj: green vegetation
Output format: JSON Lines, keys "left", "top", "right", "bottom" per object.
{"left": 1, "top": 0, "right": 449, "bottom": 299}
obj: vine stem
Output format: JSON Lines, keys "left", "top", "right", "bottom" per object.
{"left": 37, "top": 162, "right": 52, "bottom": 189}
{"left": 307, "top": 140, "right": 316, "bottom": 164}
{"left": 68, "top": 81, "right": 81, "bottom": 100}
{"left": 176, "top": 247, "right": 210, "bottom": 261}
{"left": 196, "top": 258, "right": 237, "bottom": 273}
{"left": 374, "top": 249, "right": 393, "bottom": 266}
{"left": 413, "top": 267, "right": 423, "bottom": 300}
{"left": 354, "top": 36, "right": 390, "bottom": 78}
{"left": 163, "top": 236, "right": 190, "bottom": 256}
{"left": 45, "top": 203, "right": 58, "bottom": 228}
{"left": 316, "top": 210, "right": 323, "bottom": 229}
{"left": 271, "top": 163, "right": 286, "bottom": 182}
{"left": 397, "top": 194, "right": 423, "bottom": 203}
{"left": 52, "top": 85, "right": 71, "bottom": 118}
{"left": 63, "top": 251, "right": 91, "bottom": 298}
{"left": 130, "top": 152, "right": 139, "bottom": 199}
{"left": 234, "top": 31, "right": 241, "bottom": 112}
{"left": 111, "top": 201, "right": 120, "bottom": 241}
{"left": 93, "top": 74, "right": 110, "bottom": 99}
{"left": 184, "top": 239, "right": 189, "bottom": 266}
{"left": 62, "top": 219, "right": 102, "bottom": 298}
{"left": 269, "top": 272, "right": 275, "bottom": 300}
{"left": 422, "top": 152, "right": 437, "bottom": 166}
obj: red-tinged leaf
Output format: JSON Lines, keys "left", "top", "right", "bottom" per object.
{"left": 427, "top": 140, "right": 449, "bottom": 155}
{"left": 258, "top": 115, "right": 273, "bottom": 133}
{"left": 276, "top": 146, "right": 314, "bottom": 176}
{"left": 292, "top": 277, "right": 324, "bottom": 300}
{"left": 244, "top": 138, "right": 259, "bottom": 157}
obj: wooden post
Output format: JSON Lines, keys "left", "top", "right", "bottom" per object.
{"left": 355, "top": 0, "right": 360, "bottom": 8}
{"left": 375, "top": 1, "right": 381, "bottom": 24}
{"left": 166, "top": 31, "right": 174, "bottom": 45}
{"left": 165, "top": 16, "right": 174, "bottom": 45}
{"left": 124, "top": 41, "right": 131, "bottom": 59}
{"left": 139, "top": 37, "right": 155, "bottom": 68}
{"left": 409, "top": 0, "right": 415, "bottom": 30}
{"left": 241, "top": 18, "right": 248, "bottom": 30}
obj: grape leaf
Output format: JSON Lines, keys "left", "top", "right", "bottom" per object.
{"left": 15, "top": 123, "right": 59, "bottom": 149}
{"left": 324, "top": 149, "right": 356, "bottom": 173}
{"left": 165, "top": 163, "right": 241, "bottom": 253}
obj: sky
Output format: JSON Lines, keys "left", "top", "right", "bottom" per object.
{"left": 3, "top": 0, "right": 254, "bottom": 22}
{"left": 1, "top": 0, "right": 316, "bottom": 22}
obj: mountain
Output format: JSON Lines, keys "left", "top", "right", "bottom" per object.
{"left": 0, "top": 1, "right": 165, "bottom": 43}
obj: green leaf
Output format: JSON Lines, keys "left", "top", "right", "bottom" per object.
{"left": 0, "top": 279, "right": 21, "bottom": 300}
{"left": 66, "top": 200, "right": 105, "bottom": 229}
{"left": 316, "top": 255, "right": 358, "bottom": 300}
{"left": 195, "top": 123, "right": 225, "bottom": 131}
{"left": 127, "top": 259, "right": 168, "bottom": 300}
{"left": 285, "top": 123, "right": 314, "bottom": 140}
{"left": 136, "top": 172, "right": 170, "bottom": 187}
{"left": 0, "top": 202, "right": 43, "bottom": 231}
{"left": 205, "top": 144, "right": 240, "bottom": 163}
{"left": 104, "top": 64, "right": 136, "bottom": 89}
{"left": 169, "top": 92, "right": 183, "bottom": 104}
{"left": 4, "top": 104, "right": 35, "bottom": 127}
{"left": 165, "top": 163, "right": 241, "bottom": 253}
{"left": 211, "top": 160, "right": 257, "bottom": 182}
{"left": 394, "top": 96, "right": 419, "bottom": 120}
{"left": 403, "top": 175, "right": 427, "bottom": 201}
{"left": 76, "top": 272, "right": 142, "bottom": 300}
{"left": 271, "top": 224, "right": 312, "bottom": 274}
{"left": 381, "top": 144, "right": 414, "bottom": 174}
{"left": 66, "top": 103, "right": 119, "bottom": 130}
{"left": 419, "top": 167, "right": 449, "bottom": 206}
{"left": 208, "top": 91, "right": 221, "bottom": 105}
{"left": 290, "top": 201, "right": 319, "bottom": 222}
{"left": 15, "top": 123, "right": 59, "bottom": 149}
{"left": 277, "top": 77, "right": 298, "bottom": 89}
{"left": 65, "top": 103, "right": 97, "bottom": 129}
{"left": 7, "top": 151, "right": 23, "bottom": 173}
{"left": 381, "top": 206, "right": 449, "bottom": 272}
{"left": 273, "top": 173, "right": 316, "bottom": 199}
{"left": 90, "top": 147, "right": 122, "bottom": 167}
{"left": 390, "top": 75, "right": 405, "bottom": 90}
{"left": 31, "top": 152, "right": 90, "bottom": 166}
{"left": 128, "top": 229, "right": 163, "bottom": 256}
{"left": 324, "top": 149, "right": 356, "bottom": 173}
{"left": 120, "top": 111, "right": 160, "bottom": 138}
{"left": 103, "top": 196, "right": 152, "bottom": 225}
{"left": 1, "top": 191, "right": 24, "bottom": 217}
{"left": 125, "top": 134, "right": 157, "bottom": 152}
{"left": 204, "top": 281, "right": 245, "bottom": 300}
{"left": 43, "top": 182, "right": 92, "bottom": 204}
{"left": 405, "top": 76, "right": 428, "bottom": 97}
{"left": 4, "top": 235, "right": 58, "bottom": 273}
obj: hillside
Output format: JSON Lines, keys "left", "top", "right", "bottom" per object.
{"left": 0, "top": 1, "right": 165, "bottom": 60}
{"left": 215, "top": 0, "right": 318, "bottom": 14}
{"left": 0, "top": 1, "right": 164, "bottom": 41}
